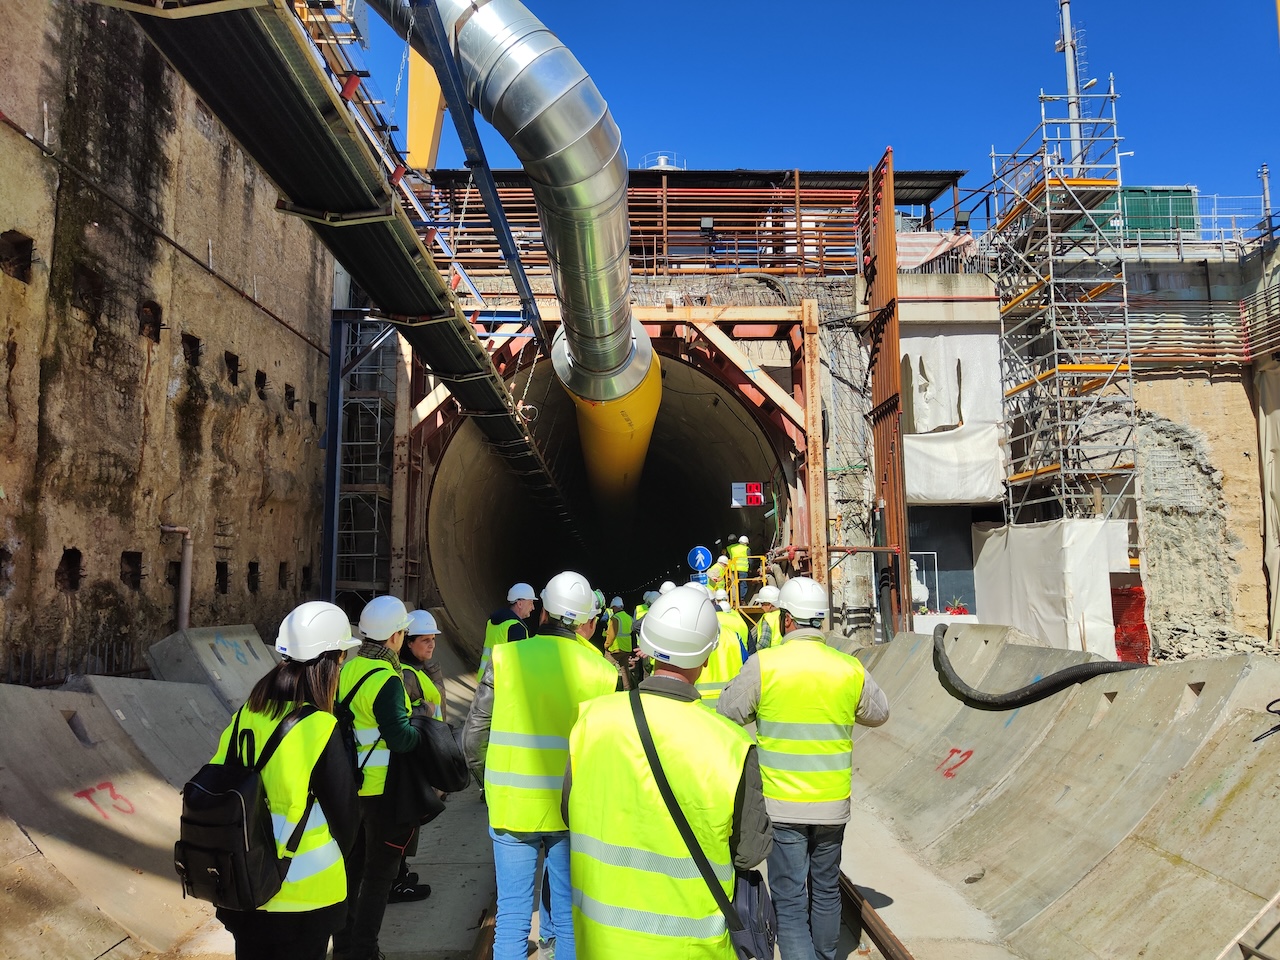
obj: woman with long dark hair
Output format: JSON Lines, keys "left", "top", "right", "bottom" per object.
{"left": 211, "top": 601, "right": 361, "bottom": 960}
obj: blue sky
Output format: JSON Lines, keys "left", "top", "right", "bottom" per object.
{"left": 357, "top": 1, "right": 1278, "bottom": 206}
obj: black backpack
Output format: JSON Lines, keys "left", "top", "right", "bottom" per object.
{"left": 334, "top": 668, "right": 380, "bottom": 788}
{"left": 174, "top": 704, "right": 316, "bottom": 911}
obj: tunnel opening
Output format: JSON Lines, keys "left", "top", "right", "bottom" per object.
{"left": 428, "top": 352, "right": 789, "bottom": 657}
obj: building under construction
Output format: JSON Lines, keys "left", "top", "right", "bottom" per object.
{"left": 2, "top": 0, "right": 1280, "bottom": 957}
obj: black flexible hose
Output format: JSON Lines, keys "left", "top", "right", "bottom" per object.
{"left": 931, "top": 624, "right": 1147, "bottom": 711}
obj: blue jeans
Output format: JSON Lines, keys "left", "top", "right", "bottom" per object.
{"left": 768, "top": 822, "right": 847, "bottom": 960}
{"left": 490, "top": 827, "right": 574, "bottom": 960}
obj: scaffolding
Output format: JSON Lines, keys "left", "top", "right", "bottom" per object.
{"left": 335, "top": 321, "right": 398, "bottom": 609}
{"left": 989, "top": 87, "right": 1138, "bottom": 539}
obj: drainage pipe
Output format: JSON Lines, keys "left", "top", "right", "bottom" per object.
{"left": 370, "top": 0, "right": 660, "bottom": 507}
{"left": 160, "top": 525, "right": 193, "bottom": 631}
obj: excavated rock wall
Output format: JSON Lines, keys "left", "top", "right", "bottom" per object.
{"left": 0, "top": 0, "right": 334, "bottom": 681}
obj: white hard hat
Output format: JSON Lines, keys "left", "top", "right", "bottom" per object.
{"left": 687, "top": 581, "right": 711, "bottom": 598}
{"left": 407, "top": 609, "right": 438, "bottom": 636}
{"left": 756, "top": 585, "right": 780, "bottom": 606}
{"left": 713, "top": 588, "right": 729, "bottom": 601}
{"left": 542, "top": 571, "right": 597, "bottom": 625}
{"left": 659, "top": 580, "right": 676, "bottom": 595}
{"left": 717, "top": 554, "right": 728, "bottom": 564}
{"left": 642, "top": 590, "right": 659, "bottom": 604}
{"left": 507, "top": 582, "right": 536, "bottom": 603}
{"left": 611, "top": 596, "right": 624, "bottom": 608}
{"left": 359, "top": 595, "right": 413, "bottom": 642}
{"left": 738, "top": 535, "right": 748, "bottom": 544}
{"left": 638, "top": 586, "right": 721, "bottom": 668}
{"left": 778, "top": 577, "right": 827, "bottom": 626}
{"left": 276, "top": 601, "right": 359, "bottom": 661}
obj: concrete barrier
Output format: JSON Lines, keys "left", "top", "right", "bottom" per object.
{"left": 146, "top": 624, "right": 276, "bottom": 711}
{"left": 0, "top": 683, "right": 212, "bottom": 952}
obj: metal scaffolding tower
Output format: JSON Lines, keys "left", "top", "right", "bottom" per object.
{"left": 989, "top": 85, "right": 1138, "bottom": 538}
{"left": 335, "top": 320, "right": 398, "bottom": 610}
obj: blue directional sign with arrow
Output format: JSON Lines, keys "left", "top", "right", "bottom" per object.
{"left": 688, "top": 545, "right": 713, "bottom": 572}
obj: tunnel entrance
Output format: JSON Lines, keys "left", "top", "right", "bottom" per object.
{"left": 428, "top": 352, "right": 789, "bottom": 652}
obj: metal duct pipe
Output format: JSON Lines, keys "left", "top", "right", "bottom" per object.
{"left": 161, "top": 524, "right": 193, "bottom": 631}
{"left": 371, "top": 0, "right": 660, "bottom": 506}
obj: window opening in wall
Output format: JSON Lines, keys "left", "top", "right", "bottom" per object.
{"left": 0, "top": 230, "right": 33, "bottom": 283}
{"left": 308, "top": 400, "right": 318, "bottom": 424}
{"left": 120, "top": 551, "right": 142, "bottom": 590}
{"left": 215, "top": 560, "right": 229, "bottom": 595}
{"left": 247, "top": 561, "right": 260, "bottom": 594}
{"left": 255, "top": 370, "right": 267, "bottom": 401}
{"left": 301, "top": 564, "right": 313, "bottom": 591}
{"left": 278, "top": 561, "right": 289, "bottom": 589}
{"left": 137, "top": 299, "right": 162, "bottom": 343}
{"left": 284, "top": 384, "right": 296, "bottom": 410}
{"left": 56, "top": 548, "right": 83, "bottom": 592}
{"left": 181, "top": 333, "right": 201, "bottom": 367}
{"left": 166, "top": 560, "right": 181, "bottom": 586}
{"left": 73, "top": 264, "right": 105, "bottom": 318}
{"left": 225, "top": 351, "right": 240, "bottom": 386}
{"left": 0, "top": 546, "right": 12, "bottom": 595}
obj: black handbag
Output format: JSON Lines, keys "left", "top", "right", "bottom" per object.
{"left": 384, "top": 746, "right": 447, "bottom": 827}
{"left": 629, "top": 689, "right": 777, "bottom": 959}
{"left": 409, "top": 716, "right": 470, "bottom": 793}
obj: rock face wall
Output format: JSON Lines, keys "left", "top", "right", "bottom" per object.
{"left": 0, "top": 0, "right": 334, "bottom": 681}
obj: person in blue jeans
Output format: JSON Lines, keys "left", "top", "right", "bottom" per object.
{"left": 717, "top": 577, "right": 890, "bottom": 960}
{"left": 463, "top": 572, "right": 619, "bottom": 960}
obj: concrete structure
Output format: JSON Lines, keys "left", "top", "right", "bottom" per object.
{"left": 0, "top": 0, "right": 334, "bottom": 685}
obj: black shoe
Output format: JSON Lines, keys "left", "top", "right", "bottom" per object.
{"left": 387, "top": 880, "right": 431, "bottom": 903}
{"left": 396, "top": 869, "right": 419, "bottom": 886}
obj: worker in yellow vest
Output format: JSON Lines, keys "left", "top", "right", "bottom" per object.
{"left": 605, "top": 596, "right": 637, "bottom": 688}
{"left": 210, "top": 601, "right": 360, "bottom": 960}
{"left": 752, "top": 584, "right": 782, "bottom": 653}
{"left": 392, "top": 608, "right": 446, "bottom": 903}
{"left": 564, "top": 585, "right": 772, "bottom": 959}
{"left": 717, "top": 577, "right": 890, "bottom": 960}
{"left": 463, "top": 571, "right": 619, "bottom": 960}
{"left": 727, "top": 535, "right": 751, "bottom": 605}
{"left": 634, "top": 589, "right": 657, "bottom": 622}
{"left": 706, "top": 555, "right": 729, "bottom": 593}
{"left": 332, "top": 595, "right": 425, "bottom": 960}
{"left": 479, "top": 583, "right": 537, "bottom": 681}
{"left": 695, "top": 589, "right": 747, "bottom": 707}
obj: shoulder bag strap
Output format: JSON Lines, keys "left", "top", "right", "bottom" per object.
{"left": 629, "top": 688, "right": 742, "bottom": 932}
{"left": 252, "top": 704, "right": 321, "bottom": 863}
{"left": 341, "top": 667, "right": 383, "bottom": 773}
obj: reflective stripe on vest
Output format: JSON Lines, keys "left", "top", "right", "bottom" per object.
{"left": 338, "top": 657, "right": 407, "bottom": 797}
{"left": 756, "top": 637, "right": 864, "bottom": 807}
{"left": 479, "top": 615, "right": 524, "bottom": 681}
{"left": 213, "top": 706, "right": 345, "bottom": 911}
{"left": 695, "top": 613, "right": 746, "bottom": 706}
{"left": 568, "top": 691, "right": 751, "bottom": 960}
{"left": 485, "top": 635, "right": 618, "bottom": 832}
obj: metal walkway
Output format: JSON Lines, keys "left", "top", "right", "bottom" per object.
{"left": 124, "top": 0, "right": 578, "bottom": 533}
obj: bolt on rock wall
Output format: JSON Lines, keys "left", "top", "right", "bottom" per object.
{"left": 0, "top": 0, "right": 335, "bottom": 681}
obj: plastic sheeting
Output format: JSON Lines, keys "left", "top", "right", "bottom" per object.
{"left": 896, "top": 231, "right": 978, "bottom": 270}
{"left": 1255, "top": 354, "right": 1280, "bottom": 647}
{"left": 904, "top": 424, "right": 1005, "bottom": 504}
{"left": 972, "top": 519, "right": 1118, "bottom": 659}
{"left": 900, "top": 327, "right": 1002, "bottom": 431}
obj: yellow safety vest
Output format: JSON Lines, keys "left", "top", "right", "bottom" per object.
{"left": 479, "top": 614, "right": 526, "bottom": 681}
{"left": 337, "top": 656, "right": 409, "bottom": 798}
{"left": 212, "top": 705, "right": 345, "bottom": 912}
{"left": 707, "top": 562, "right": 726, "bottom": 587}
{"left": 756, "top": 637, "right": 865, "bottom": 809}
{"left": 634, "top": 603, "right": 649, "bottom": 621}
{"left": 568, "top": 691, "right": 751, "bottom": 959}
{"left": 695, "top": 612, "right": 747, "bottom": 706}
{"left": 486, "top": 634, "right": 618, "bottom": 832}
{"left": 608, "top": 611, "right": 634, "bottom": 653}
{"left": 728, "top": 542, "right": 749, "bottom": 572}
{"left": 403, "top": 662, "right": 440, "bottom": 717}
{"left": 757, "top": 609, "right": 782, "bottom": 650}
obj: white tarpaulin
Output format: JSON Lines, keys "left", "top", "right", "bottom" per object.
{"left": 899, "top": 328, "right": 1002, "bottom": 431}
{"left": 904, "top": 424, "right": 1005, "bottom": 504}
{"left": 972, "top": 519, "right": 1118, "bottom": 659}
{"left": 896, "top": 231, "right": 978, "bottom": 270}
